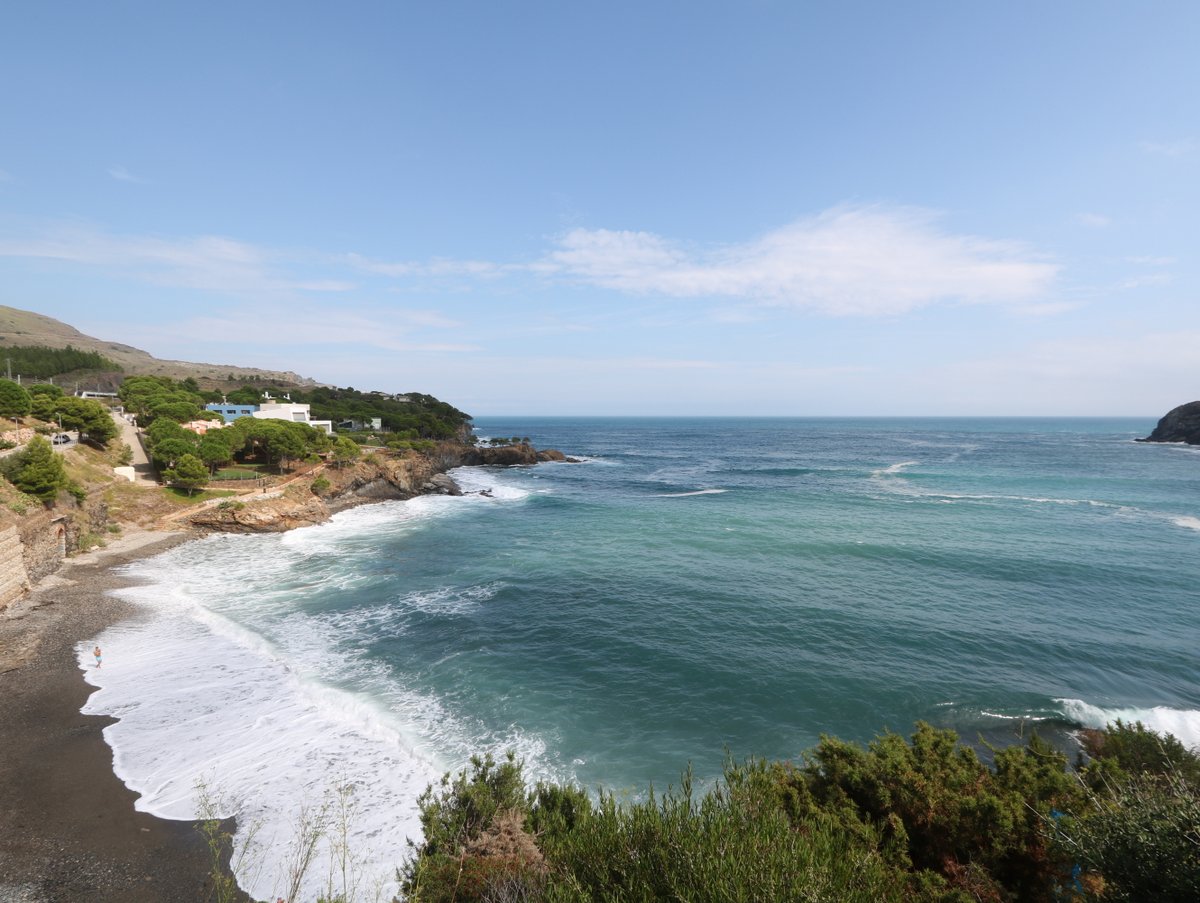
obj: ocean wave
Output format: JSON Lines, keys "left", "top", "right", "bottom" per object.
{"left": 871, "top": 460, "right": 921, "bottom": 478}
{"left": 653, "top": 488, "right": 729, "bottom": 498}
{"left": 77, "top": 526, "right": 554, "bottom": 901}
{"left": 1172, "top": 516, "right": 1200, "bottom": 532}
{"left": 1056, "top": 698, "right": 1200, "bottom": 750}
{"left": 449, "top": 465, "right": 534, "bottom": 500}
{"left": 78, "top": 607, "right": 435, "bottom": 903}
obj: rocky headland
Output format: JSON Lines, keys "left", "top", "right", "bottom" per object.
{"left": 1138, "top": 400, "right": 1200, "bottom": 444}
{"left": 186, "top": 442, "right": 575, "bottom": 533}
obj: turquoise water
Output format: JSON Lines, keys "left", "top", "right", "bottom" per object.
{"left": 82, "top": 417, "right": 1200, "bottom": 898}
{"left": 428, "top": 417, "right": 1200, "bottom": 784}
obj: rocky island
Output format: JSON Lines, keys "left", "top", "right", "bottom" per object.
{"left": 1138, "top": 400, "right": 1200, "bottom": 444}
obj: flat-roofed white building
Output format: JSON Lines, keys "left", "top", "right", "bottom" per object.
{"left": 252, "top": 402, "right": 334, "bottom": 435}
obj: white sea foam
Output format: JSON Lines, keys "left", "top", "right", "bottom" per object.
{"left": 79, "top": 605, "right": 437, "bottom": 903}
{"left": 449, "top": 465, "right": 534, "bottom": 500}
{"left": 77, "top": 489, "right": 554, "bottom": 902}
{"left": 1056, "top": 698, "right": 1200, "bottom": 750}
{"left": 871, "top": 460, "right": 920, "bottom": 478}
{"left": 653, "top": 488, "right": 729, "bottom": 498}
{"left": 1172, "top": 515, "right": 1200, "bottom": 532}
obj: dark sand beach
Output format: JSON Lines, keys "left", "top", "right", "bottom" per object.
{"left": 0, "top": 531, "right": 241, "bottom": 903}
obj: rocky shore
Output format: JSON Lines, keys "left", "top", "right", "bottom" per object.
{"left": 186, "top": 441, "right": 575, "bottom": 533}
{"left": 1138, "top": 400, "right": 1200, "bottom": 444}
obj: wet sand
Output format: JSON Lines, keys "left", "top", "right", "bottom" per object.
{"left": 0, "top": 530, "right": 244, "bottom": 903}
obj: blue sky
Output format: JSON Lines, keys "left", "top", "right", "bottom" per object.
{"left": 1, "top": 1, "right": 1196, "bottom": 415}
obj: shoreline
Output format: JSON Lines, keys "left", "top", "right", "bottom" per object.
{"left": 0, "top": 529, "right": 240, "bottom": 903}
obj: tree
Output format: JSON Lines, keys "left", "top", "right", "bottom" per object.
{"left": 332, "top": 435, "right": 360, "bottom": 468}
{"left": 0, "top": 379, "right": 32, "bottom": 419}
{"left": 153, "top": 437, "right": 199, "bottom": 469}
{"left": 3, "top": 435, "right": 69, "bottom": 502}
{"left": 55, "top": 396, "right": 117, "bottom": 444}
{"left": 198, "top": 433, "right": 233, "bottom": 474}
{"left": 165, "top": 453, "right": 209, "bottom": 496}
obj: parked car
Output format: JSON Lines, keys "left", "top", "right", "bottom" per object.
{"left": 52, "top": 434, "right": 71, "bottom": 445}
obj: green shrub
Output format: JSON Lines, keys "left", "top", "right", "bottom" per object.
{"left": 401, "top": 723, "right": 1199, "bottom": 903}
{"left": 1080, "top": 719, "right": 1200, "bottom": 785}
{"left": 311, "top": 475, "right": 331, "bottom": 494}
{"left": 1056, "top": 770, "right": 1200, "bottom": 902}
{"left": 539, "top": 763, "right": 907, "bottom": 903}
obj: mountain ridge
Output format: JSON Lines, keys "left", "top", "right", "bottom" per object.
{"left": 0, "top": 305, "right": 318, "bottom": 388}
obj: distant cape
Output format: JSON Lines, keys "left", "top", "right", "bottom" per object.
{"left": 1138, "top": 401, "right": 1200, "bottom": 445}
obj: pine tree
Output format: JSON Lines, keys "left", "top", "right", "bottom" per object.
{"left": 8, "top": 435, "right": 69, "bottom": 502}
{"left": 0, "top": 379, "right": 33, "bottom": 419}
{"left": 166, "top": 453, "right": 209, "bottom": 495}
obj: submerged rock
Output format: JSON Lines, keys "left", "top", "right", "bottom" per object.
{"left": 1139, "top": 400, "right": 1200, "bottom": 445}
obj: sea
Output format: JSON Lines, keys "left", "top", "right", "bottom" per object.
{"left": 77, "top": 417, "right": 1200, "bottom": 901}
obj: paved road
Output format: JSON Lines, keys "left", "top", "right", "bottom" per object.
{"left": 113, "top": 414, "right": 159, "bottom": 486}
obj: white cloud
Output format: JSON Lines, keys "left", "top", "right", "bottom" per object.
{"left": 1118, "top": 273, "right": 1171, "bottom": 290}
{"left": 346, "top": 252, "right": 503, "bottom": 279}
{"left": 539, "top": 205, "right": 1058, "bottom": 316}
{"left": 292, "top": 279, "right": 357, "bottom": 292}
{"left": 108, "top": 165, "right": 147, "bottom": 184}
{"left": 1076, "top": 212, "right": 1111, "bottom": 228}
{"left": 0, "top": 206, "right": 1059, "bottom": 319}
{"left": 1140, "top": 138, "right": 1196, "bottom": 157}
{"left": 0, "top": 227, "right": 285, "bottom": 296}
{"left": 1008, "top": 301, "right": 1083, "bottom": 317}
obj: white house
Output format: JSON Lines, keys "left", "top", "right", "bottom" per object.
{"left": 252, "top": 400, "right": 334, "bottom": 435}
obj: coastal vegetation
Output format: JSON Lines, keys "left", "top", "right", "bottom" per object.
{"left": 400, "top": 721, "right": 1199, "bottom": 903}
{"left": 117, "top": 375, "right": 471, "bottom": 440}
{"left": 0, "top": 434, "right": 82, "bottom": 502}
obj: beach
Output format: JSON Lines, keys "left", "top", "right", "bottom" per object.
{"left": 0, "top": 530, "right": 236, "bottom": 903}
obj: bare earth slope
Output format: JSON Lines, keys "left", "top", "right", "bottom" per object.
{"left": 0, "top": 304, "right": 316, "bottom": 386}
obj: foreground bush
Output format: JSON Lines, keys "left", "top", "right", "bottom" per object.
{"left": 401, "top": 723, "right": 1200, "bottom": 902}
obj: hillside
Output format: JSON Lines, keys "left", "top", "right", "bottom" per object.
{"left": 0, "top": 304, "right": 317, "bottom": 388}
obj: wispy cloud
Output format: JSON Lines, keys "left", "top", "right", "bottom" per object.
{"left": 0, "top": 226, "right": 285, "bottom": 295}
{"left": 108, "top": 165, "right": 148, "bottom": 184}
{"left": 346, "top": 252, "right": 503, "bottom": 279}
{"left": 0, "top": 225, "right": 362, "bottom": 298}
{"left": 1076, "top": 212, "right": 1111, "bottom": 228}
{"left": 1118, "top": 273, "right": 1171, "bottom": 290}
{"left": 538, "top": 205, "right": 1058, "bottom": 316}
{"left": 1140, "top": 138, "right": 1196, "bottom": 157}
{"left": 118, "top": 305, "right": 474, "bottom": 357}
{"left": 0, "top": 205, "right": 1059, "bottom": 319}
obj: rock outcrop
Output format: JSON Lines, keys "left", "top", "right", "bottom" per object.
{"left": 1139, "top": 401, "right": 1200, "bottom": 445}
{"left": 454, "top": 443, "right": 577, "bottom": 467}
{"left": 185, "top": 441, "right": 577, "bottom": 534}
{"left": 188, "top": 452, "right": 450, "bottom": 532}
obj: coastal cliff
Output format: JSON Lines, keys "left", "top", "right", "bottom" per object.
{"left": 1139, "top": 400, "right": 1200, "bottom": 444}
{"left": 186, "top": 442, "right": 573, "bottom": 533}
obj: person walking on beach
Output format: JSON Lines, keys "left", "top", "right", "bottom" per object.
{"left": 93, "top": 645, "right": 102, "bottom": 668}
